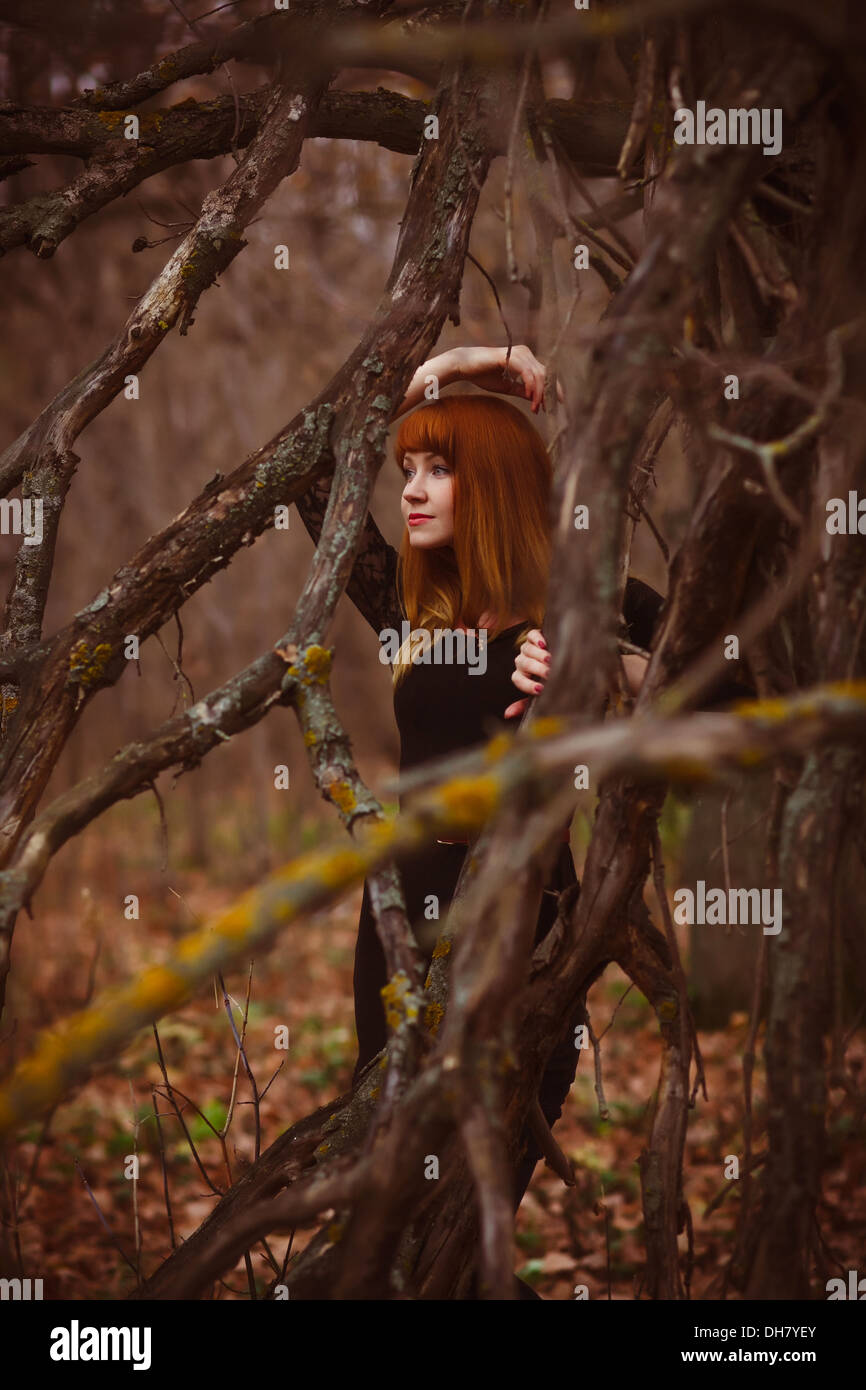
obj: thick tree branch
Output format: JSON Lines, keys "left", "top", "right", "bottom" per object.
{"left": 0, "top": 90, "right": 634, "bottom": 259}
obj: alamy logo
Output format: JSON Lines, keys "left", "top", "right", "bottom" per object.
{"left": 0, "top": 1277, "right": 43, "bottom": 1299}
{"left": 0, "top": 497, "right": 43, "bottom": 546}
{"left": 826, "top": 492, "right": 866, "bottom": 534}
{"left": 49, "top": 1321, "right": 152, "bottom": 1371}
{"left": 826, "top": 1270, "right": 866, "bottom": 1299}
{"left": 379, "top": 622, "right": 488, "bottom": 675}
{"left": 673, "top": 881, "right": 782, "bottom": 935}
{"left": 674, "top": 101, "right": 782, "bottom": 156}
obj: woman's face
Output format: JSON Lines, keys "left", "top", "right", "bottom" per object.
{"left": 400, "top": 451, "right": 455, "bottom": 548}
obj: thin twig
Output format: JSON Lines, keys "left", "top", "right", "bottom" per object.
{"left": 704, "top": 1149, "right": 768, "bottom": 1217}
{"left": 218, "top": 968, "right": 261, "bottom": 1161}
{"left": 74, "top": 1158, "right": 139, "bottom": 1277}
{"left": 596, "top": 982, "right": 635, "bottom": 1041}
{"left": 639, "top": 499, "right": 670, "bottom": 563}
{"left": 554, "top": 139, "right": 638, "bottom": 265}
{"left": 466, "top": 252, "right": 514, "bottom": 357}
{"left": 585, "top": 1013, "right": 610, "bottom": 1120}
{"left": 258, "top": 1060, "right": 285, "bottom": 1100}
{"left": 754, "top": 179, "right": 813, "bottom": 217}
{"left": 708, "top": 807, "right": 772, "bottom": 862}
{"left": 152, "top": 1024, "right": 223, "bottom": 1197}
{"left": 154, "top": 626, "right": 195, "bottom": 715}
{"left": 19, "top": 1109, "right": 55, "bottom": 1200}
{"left": 548, "top": 138, "right": 636, "bottom": 272}
{"left": 151, "top": 1085, "right": 177, "bottom": 1251}
{"left": 128, "top": 1079, "right": 143, "bottom": 1286}
{"left": 147, "top": 779, "right": 169, "bottom": 872}
{"left": 707, "top": 327, "right": 846, "bottom": 528}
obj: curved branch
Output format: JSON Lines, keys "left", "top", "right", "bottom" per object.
{"left": 0, "top": 90, "right": 634, "bottom": 260}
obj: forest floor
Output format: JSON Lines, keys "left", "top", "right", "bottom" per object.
{"left": 4, "top": 856, "right": 865, "bottom": 1302}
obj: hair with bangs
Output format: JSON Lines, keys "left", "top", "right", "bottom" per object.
{"left": 392, "top": 395, "right": 552, "bottom": 685}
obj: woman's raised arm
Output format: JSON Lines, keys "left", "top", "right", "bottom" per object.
{"left": 395, "top": 344, "right": 550, "bottom": 418}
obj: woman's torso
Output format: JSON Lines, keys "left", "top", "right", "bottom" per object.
{"left": 393, "top": 622, "right": 525, "bottom": 774}
{"left": 392, "top": 577, "right": 663, "bottom": 773}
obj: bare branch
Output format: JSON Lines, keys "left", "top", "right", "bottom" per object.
{"left": 707, "top": 326, "right": 847, "bottom": 528}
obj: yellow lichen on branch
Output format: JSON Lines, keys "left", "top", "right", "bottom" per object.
{"left": 424, "top": 1002, "right": 445, "bottom": 1035}
{"left": 0, "top": 760, "right": 514, "bottom": 1137}
{"left": 326, "top": 780, "right": 357, "bottom": 814}
{"left": 381, "top": 971, "right": 420, "bottom": 1031}
{"left": 288, "top": 643, "right": 333, "bottom": 687}
{"left": 1, "top": 682, "right": 864, "bottom": 1137}
{"left": 438, "top": 774, "right": 500, "bottom": 832}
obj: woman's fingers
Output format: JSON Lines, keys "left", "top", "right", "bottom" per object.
{"left": 504, "top": 697, "right": 529, "bottom": 720}
{"left": 513, "top": 362, "right": 536, "bottom": 403}
{"left": 459, "top": 345, "right": 557, "bottom": 413}
{"left": 518, "top": 351, "right": 546, "bottom": 412}
{"left": 500, "top": 346, "right": 547, "bottom": 411}
{"left": 504, "top": 348, "right": 536, "bottom": 400}
{"left": 512, "top": 629, "right": 551, "bottom": 694}
{"left": 517, "top": 638, "right": 551, "bottom": 675}
{"left": 530, "top": 366, "right": 545, "bottom": 413}
{"left": 512, "top": 670, "right": 544, "bottom": 695}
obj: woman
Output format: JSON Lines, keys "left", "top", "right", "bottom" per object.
{"left": 295, "top": 344, "right": 664, "bottom": 1213}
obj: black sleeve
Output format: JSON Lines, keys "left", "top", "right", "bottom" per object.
{"left": 621, "top": 575, "right": 664, "bottom": 652}
{"left": 621, "top": 575, "right": 755, "bottom": 708}
{"left": 294, "top": 469, "right": 403, "bottom": 636}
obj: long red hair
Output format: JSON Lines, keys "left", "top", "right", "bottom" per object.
{"left": 392, "top": 395, "right": 551, "bottom": 684}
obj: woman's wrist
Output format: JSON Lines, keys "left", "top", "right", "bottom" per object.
{"left": 396, "top": 352, "right": 457, "bottom": 417}
{"left": 427, "top": 347, "right": 465, "bottom": 387}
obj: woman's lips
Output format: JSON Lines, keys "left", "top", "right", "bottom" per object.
{"left": 408, "top": 514, "right": 433, "bottom": 526}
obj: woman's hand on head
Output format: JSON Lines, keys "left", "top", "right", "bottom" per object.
{"left": 504, "top": 628, "right": 550, "bottom": 719}
{"left": 395, "top": 344, "right": 564, "bottom": 419}
{"left": 452, "top": 345, "right": 556, "bottom": 415}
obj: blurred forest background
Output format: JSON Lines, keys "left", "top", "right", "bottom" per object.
{"left": 0, "top": 0, "right": 860, "bottom": 1301}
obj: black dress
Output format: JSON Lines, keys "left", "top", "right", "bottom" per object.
{"left": 293, "top": 473, "right": 665, "bottom": 1206}
{"left": 352, "top": 577, "right": 665, "bottom": 1206}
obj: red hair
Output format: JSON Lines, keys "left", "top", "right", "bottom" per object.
{"left": 392, "top": 396, "right": 552, "bottom": 683}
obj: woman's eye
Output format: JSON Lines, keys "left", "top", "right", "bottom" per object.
{"left": 433, "top": 465, "right": 450, "bottom": 476}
